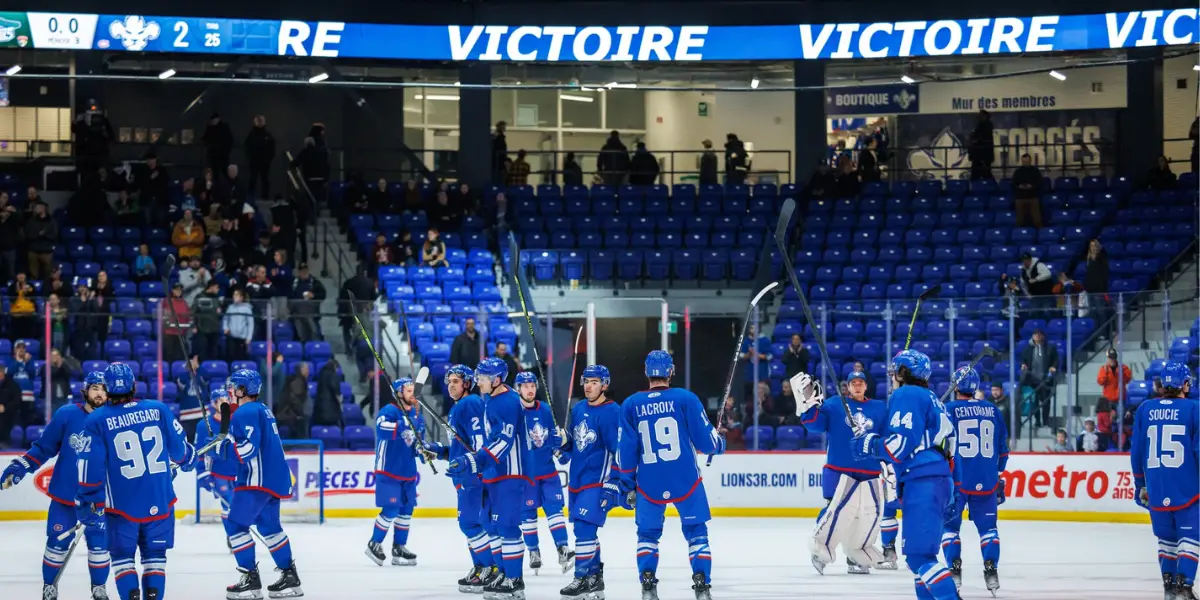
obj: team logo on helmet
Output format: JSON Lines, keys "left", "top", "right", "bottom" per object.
{"left": 573, "top": 421, "right": 598, "bottom": 451}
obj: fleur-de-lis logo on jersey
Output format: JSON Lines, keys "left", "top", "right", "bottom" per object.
{"left": 573, "top": 420, "right": 597, "bottom": 451}
{"left": 529, "top": 421, "right": 549, "bottom": 449}
{"left": 68, "top": 433, "right": 92, "bottom": 455}
{"left": 400, "top": 428, "right": 416, "bottom": 447}
{"left": 847, "top": 411, "right": 874, "bottom": 433}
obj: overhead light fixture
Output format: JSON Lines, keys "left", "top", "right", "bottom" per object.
{"left": 1048, "top": 70, "right": 1066, "bottom": 81}
{"left": 560, "top": 94, "right": 595, "bottom": 103}
{"left": 415, "top": 94, "right": 460, "bottom": 101}
{"left": 4, "top": 65, "right": 20, "bottom": 76}
{"left": 605, "top": 82, "right": 637, "bottom": 89}
{"left": 308, "top": 72, "right": 329, "bottom": 84}
{"left": 900, "top": 75, "right": 916, "bottom": 84}
{"left": 158, "top": 69, "right": 176, "bottom": 80}
{"left": 453, "top": 81, "right": 461, "bottom": 86}
{"left": 750, "top": 78, "right": 760, "bottom": 89}
{"left": 1193, "top": 64, "right": 1200, "bottom": 72}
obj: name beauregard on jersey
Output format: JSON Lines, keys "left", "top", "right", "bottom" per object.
{"left": 102, "top": 407, "right": 165, "bottom": 430}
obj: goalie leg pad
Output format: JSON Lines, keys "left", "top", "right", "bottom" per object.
{"left": 810, "top": 474, "right": 879, "bottom": 565}
{"left": 843, "top": 478, "right": 885, "bottom": 568}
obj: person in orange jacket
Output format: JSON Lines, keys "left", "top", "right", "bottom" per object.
{"left": 1096, "top": 348, "right": 1130, "bottom": 450}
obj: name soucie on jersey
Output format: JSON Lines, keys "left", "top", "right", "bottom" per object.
{"left": 375, "top": 403, "right": 425, "bottom": 482}
{"left": 228, "top": 402, "right": 293, "bottom": 498}
{"left": 946, "top": 399, "right": 1010, "bottom": 495}
{"left": 618, "top": 387, "right": 721, "bottom": 503}
{"left": 567, "top": 399, "right": 621, "bottom": 492}
{"left": 800, "top": 396, "right": 888, "bottom": 477}
{"left": 1132, "top": 398, "right": 1200, "bottom": 511}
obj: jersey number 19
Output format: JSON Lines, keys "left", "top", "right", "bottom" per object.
{"left": 1145, "top": 424, "right": 1186, "bottom": 469}
{"left": 638, "top": 417, "right": 681, "bottom": 464}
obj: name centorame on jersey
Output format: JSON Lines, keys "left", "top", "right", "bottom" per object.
{"left": 952, "top": 404, "right": 998, "bottom": 418}
{"left": 105, "top": 408, "right": 161, "bottom": 431}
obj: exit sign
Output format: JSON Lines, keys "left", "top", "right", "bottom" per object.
{"left": 657, "top": 320, "right": 678, "bottom": 334}
{"left": 697, "top": 102, "right": 709, "bottom": 117}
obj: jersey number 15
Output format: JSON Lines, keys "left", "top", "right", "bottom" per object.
{"left": 1146, "top": 424, "right": 1186, "bottom": 469}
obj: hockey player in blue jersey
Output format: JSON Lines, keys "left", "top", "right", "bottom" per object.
{"left": 196, "top": 389, "right": 239, "bottom": 525}
{"left": 425, "top": 364, "right": 500, "bottom": 593}
{"left": 851, "top": 350, "right": 960, "bottom": 600}
{"left": 617, "top": 350, "right": 725, "bottom": 600}
{"left": 76, "top": 362, "right": 197, "bottom": 600}
{"left": 795, "top": 369, "right": 889, "bottom": 575}
{"left": 2, "top": 370, "right": 111, "bottom": 600}
{"left": 513, "top": 370, "right": 574, "bottom": 575}
{"left": 1131, "top": 361, "right": 1199, "bottom": 600}
{"left": 558, "top": 363, "right": 622, "bottom": 600}
{"left": 942, "top": 366, "right": 1009, "bottom": 595}
{"left": 364, "top": 376, "right": 426, "bottom": 567}
{"left": 223, "top": 368, "right": 305, "bottom": 600}
{"left": 880, "top": 498, "right": 901, "bottom": 569}
{"left": 447, "top": 357, "right": 530, "bottom": 599}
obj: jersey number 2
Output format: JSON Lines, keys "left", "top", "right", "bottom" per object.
{"left": 1146, "top": 424, "right": 1186, "bottom": 469}
{"left": 638, "top": 417, "right": 681, "bottom": 464}
{"left": 115, "top": 426, "right": 167, "bottom": 479}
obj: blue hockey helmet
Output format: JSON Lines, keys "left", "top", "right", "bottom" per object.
{"left": 391, "top": 377, "right": 414, "bottom": 396}
{"left": 444, "top": 364, "right": 475, "bottom": 388}
{"left": 952, "top": 366, "right": 981, "bottom": 396}
{"left": 1161, "top": 361, "right": 1193, "bottom": 391}
{"left": 103, "top": 363, "right": 136, "bottom": 396}
{"left": 475, "top": 357, "right": 508, "bottom": 384}
{"left": 581, "top": 364, "right": 611, "bottom": 386}
{"left": 644, "top": 350, "right": 674, "bottom": 379}
{"left": 846, "top": 371, "right": 867, "bottom": 383}
{"left": 514, "top": 371, "right": 538, "bottom": 386}
{"left": 84, "top": 370, "right": 106, "bottom": 389}
{"left": 892, "top": 349, "right": 931, "bottom": 382}
{"left": 210, "top": 388, "right": 229, "bottom": 405}
{"left": 228, "top": 369, "right": 263, "bottom": 398}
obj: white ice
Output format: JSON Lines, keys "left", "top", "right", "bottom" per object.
{"left": 0, "top": 518, "right": 1162, "bottom": 599}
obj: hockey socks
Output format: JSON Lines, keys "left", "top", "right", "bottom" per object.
{"left": 979, "top": 528, "right": 1001, "bottom": 564}
{"left": 881, "top": 514, "right": 899, "bottom": 547}
{"left": 547, "top": 512, "right": 569, "bottom": 548}
{"left": 140, "top": 551, "right": 166, "bottom": 597}
{"left": 685, "top": 524, "right": 713, "bottom": 584}
{"left": 392, "top": 514, "right": 413, "bottom": 546}
{"left": 940, "top": 531, "right": 962, "bottom": 565}
{"left": 911, "top": 558, "right": 958, "bottom": 600}
{"left": 1178, "top": 536, "right": 1198, "bottom": 586}
{"left": 464, "top": 529, "right": 494, "bottom": 567}
{"left": 370, "top": 513, "right": 395, "bottom": 545}
{"left": 636, "top": 533, "right": 661, "bottom": 576}
{"left": 112, "top": 555, "right": 140, "bottom": 600}
{"left": 521, "top": 518, "right": 540, "bottom": 550}
{"left": 262, "top": 530, "right": 294, "bottom": 569}
{"left": 226, "top": 521, "right": 294, "bottom": 571}
{"left": 500, "top": 534, "right": 525, "bottom": 579}
{"left": 1159, "top": 539, "right": 1179, "bottom": 579}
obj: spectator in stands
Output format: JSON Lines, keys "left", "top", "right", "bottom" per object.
{"left": 1190, "top": 117, "right": 1199, "bottom": 174}
{"left": 804, "top": 162, "right": 836, "bottom": 200}
{"left": 968, "top": 109, "right": 994, "bottom": 180}
{"left": 0, "top": 200, "right": 19, "bottom": 283}
{"left": 372, "top": 233, "right": 396, "bottom": 268}
{"left": 244, "top": 115, "right": 276, "bottom": 199}
{"left": 1047, "top": 428, "right": 1071, "bottom": 452}
{"left": 246, "top": 265, "right": 274, "bottom": 340}
{"left": 191, "top": 280, "right": 223, "bottom": 362}
{"left": 599, "top": 132, "right": 632, "bottom": 187}
{"left": 0, "top": 364, "right": 21, "bottom": 448}
{"left": 178, "top": 178, "right": 198, "bottom": 214}
{"left": 172, "top": 209, "right": 206, "bottom": 260}
{"left": 453, "top": 182, "right": 477, "bottom": 215}
{"left": 834, "top": 154, "right": 860, "bottom": 198}
{"left": 71, "top": 103, "right": 114, "bottom": 175}
{"left": 179, "top": 256, "right": 211, "bottom": 304}
{"left": 42, "top": 264, "right": 69, "bottom": 301}
{"left": 23, "top": 201, "right": 57, "bottom": 280}
{"left": 278, "top": 362, "right": 311, "bottom": 436}
{"left": 857, "top": 137, "right": 880, "bottom": 183}
{"left": 716, "top": 396, "right": 744, "bottom": 449}
{"left": 8, "top": 276, "right": 37, "bottom": 340}
{"left": 1076, "top": 419, "right": 1101, "bottom": 452}
{"left": 176, "top": 355, "right": 205, "bottom": 440}
{"left": 629, "top": 142, "right": 660, "bottom": 185}
{"left": 748, "top": 381, "right": 778, "bottom": 430}
{"left": 7, "top": 341, "right": 35, "bottom": 423}
{"left": 492, "top": 121, "right": 508, "bottom": 182}
{"left": 562, "top": 152, "right": 584, "bottom": 187}
{"left": 294, "top": 133, "right": 331, "bottom": 208}
{"left": 393, "top": 231, "right": 417, "bottom": 266}
{"left": 114, "top": 190, "right": 140, "bottom": 227}
{"left": 421, "top": 228, "right": 449, "bottom": 268}
{"left": 1020, "top": 328, "right": 1058, "bottom": 430}
{"left": 133, "top": 244, "right": 157, "bottom": 283}
{"left": 739, "top": 324, "right": 773, "bottom": 404}
{"left": 1083, "top": 239, "right": 1111, "bottom": 335}
{"left": 1096, "top": 347, "right": 1131, "bottom": 405}
{"left": 724, "top": 133, "right": 749, "bottom": 185}
{"left": 47, "top": 349, "right": 78, "bottom": 413}
{"left": 1052, "top": 271, "right": 1085, "bottom": 312}
{"left": 68, "top": 282, "right": 100, "bottom": 360}
{"left": 215, "top": 165, "right": 246, "bottom": 217}
{"left": 203, "top": 112, "right": 234, "bottom": 174}
{"left": 223, "top": 288, "right": 254, "bottom": 361}
{"left": 451, "top": 317, "right": 482, "bottom": 370}
{"left": 313, "top": 358, "right": 343, "bottom": 428}
{"left": 782, "top": 334, "right": 809, "bottom": 379}
{"left": 290, "top": 263, "right": 326, "bottom": 343}
{"left": 776, "top": 378, "right": 798, "bottom": 425}
{"left": 1095, "top": 396, "right": 1114, "bottom": 452}
{"left": 363, "top": 178, "right": 387, "bottom": 213}
{"left": 338, "top": 264, "right": 376, "bottom": 357}
{"left": 1146, "top": 154, "right": 1177, "bottom": 191}
{"left": 91, "top": 270, "right": 114, "bottom": 300}
{"left": 507, "top": 150, "right": 532, "bottom": 187}
{"left": 428, "top": 191, "right": 463, "bottom": 233}
{"left": 988, "top": 384, "right": 1011, "bottom": 432}
{"left": 138, "top": 154, "right": 171, "bottom": 228}
{"left": 487, "top": 192, "right": 513, "bottom": 237}
{"left": 699, "top": 140, "right": 719, "bottom": 185}
{"left": 48, "top": 295, "right": 67, "bottom": 352}
{"left": 402, "top": 179, "right": 423, "bottom": 212}
{"left": 1011, "top": 154, "right": 1043, "bottom": 227}
{"left": 163, "top": 283, "right": 192, "bottom": 362}
{"left": 269, "top": 251, "right": 293, "bottom": 316}
{"left": 1020, "top": 252, "right": 1055, "bottom": 314}
{"left": 494, "top": 341, "right": 518, "bottom": 386}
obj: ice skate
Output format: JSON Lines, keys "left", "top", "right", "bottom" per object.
{"left": 983, "top": 559, "right": 1000, "bottom": 596}
{"left": 949, "top": 558, "right": 963, "bottom": 590}
{"left": 458, "top": 565, "right": 486, "bottom": 594}
{"left": 391, "top": 544, "right": 418, "bottom": 566}
{"left": 691, "top": 572, "right": 713, "bottom": 600}
{"left": 365, "top": 541, "right": 386, "bottom": 566}
{"left": 876, "top": 544, "right": 898, "bottom": 570}
{"left": 266, "top": 561, "right": 303, "bottom": 598}
{"left": 480, "top": 566, "right": 502, "bottom": 599}
{"left": 492, "top": 576, "right": 525, "bottom": 600}
{"left": 557, "top": 545, "right": 576, "bottom": 574}
{"left": 42, "top": 584, "right": 57, "bottom": 600}
{"left": 558, "top": 576, "right": 590, "bottom": 599}
{"left": 125, "top": 592, "right": 139, "bottom": 600}
{"left": 640, "top": 570, "right": 660, "bottom": 600}
{"left": 143, "top": 588, "right": 159, "bottom": 600}
{"left": 529, "top": 549, "right": 542, "bottom": 574}
{"left": 584, "top": 571, "right": 606, "bottom": 599}
{"left": 1163, "top": 573, "right": 1177, "bottom": 600}
{"left": 226, "top": 566, "right": 263, "bottom": 600}
{"left": 847, "top": 557, "right": 870, "bottom": 575}
{"left": 810, "top": 553, "right": 828, "bottom": 575}
{"left": 92, "top": 584, "right": 110, "bottom": 600}
{"left": 1176, "top": 582, "right": 1198, "bottom": 600}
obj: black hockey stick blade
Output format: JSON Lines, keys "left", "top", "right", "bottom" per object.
{"left": 413, "top": 365, "right": 430, "bottom": 398}
{"left": 917, "top": 284, "right": 943, "bottom": 302}
{"left": 219, "top": 402, "right": 232, "bottom": 435}
{"left": 161, "top": 254, "right": 176, "bottom": 279}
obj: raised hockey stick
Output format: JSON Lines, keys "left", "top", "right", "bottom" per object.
{"left": 563, "top": 326, "right": 584, "bottom": 434}
{"left": 507, "top": 233, "right": 562, "bottom": 430}
{"left": 937, "top": 346, "right": 1001, "bottom": 404}
{"left": 904, "top": 284, "right": 942, "bottom": 350}
{"left": 706, "top": 280, "right": 781, "bottom": 466}
{"left": 159, "top": 255, "right": 216, "bottom": 441}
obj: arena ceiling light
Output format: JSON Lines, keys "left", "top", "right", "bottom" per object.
{"left": 415, "top": 94, "right": 460, "bottom": 101}
{"left": 900, "top": 75, "right": 916, "bottom": 84}
{"left": 605, "top": 82, "right": 637, "bottom": 89}
{"left": 158, "top": 69, "right": 176, "bottom": 80}
{"left": 308, "top": 72, "right": 329, "bottom": 84}
{"left": 560, "top": 94, "right": 595, "bottom": 103}
{"left": 750, "top": 78, "right": 760, "bottom": 89}
{"left": 1048, "top": 70, "right": 1067, "bottom": 81}
{"left": 4, "top": 65, "right": 20, "bottom": 76}
{"left": 1193, "top": 64, "right": 1200, "bottom": 72}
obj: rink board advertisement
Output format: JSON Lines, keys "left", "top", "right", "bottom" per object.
{"left": 0, "top": 451, "right": 1147, "bottom": 523}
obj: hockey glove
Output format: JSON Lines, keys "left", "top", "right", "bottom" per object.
{"left": 1, "top": 456, "right": 30, "bottom": 488}
{"left": 996, "top": 484, "right": 1006, "bottom": 505}
{"left": 601, "top": 481, "right": 634, "bottom": 512}
{"left": 176, "top": 443, "right": 198, "bottom": 473}
{"left": 198, "top": 472, "right": 216, "bottom": 492}
{"left": 850, "top": 432, "right": 882, "bottom": 462}
{"left": 945, "top": 489, "right": 963, "bottom": 521}
{"left": 790, "top": 372, "right": 825, "bottom": 417}
{"left": 75, "top": 501, "right": 104, "bottom": 529}
{"left": 446, "top": 453, "right": 479, "bottom": 478}
{"left": 423, "top": 442, "right": 448, "bottom": 460}
{"left": 1135, "top": 482, "right": 1150, "bottom": 509}
{"left": 712, "top": 429, "right": 727, "bottom": 456}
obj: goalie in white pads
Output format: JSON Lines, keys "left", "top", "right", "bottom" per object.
{"left": 794, "top": 370, "right": 889, "bottom": 575}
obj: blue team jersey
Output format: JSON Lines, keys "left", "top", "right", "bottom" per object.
{"left": 447, "top": 394, "right": 486, "bottom": 489}
{"left": 229, "top": 401, "right": 293, "bottom": 498}
{"left": 194, "top": 408, "right": 238, "bottom": 481}
{"left": 374, "top": 403, "right": 425, "bottom": 482}
{"left": 618, "top": 387, "right": 721, "bottom": 504}
{"left": 873, "top": 385, "right": 954, "bottom": 482}
{"left": 567, "top": 398, "right": 622, "bottom": 492}
{"left": 15, "top": 403, "right": 93, "bottom": 506}
{"left": 800, "top": 395, "right": 888, "bottom": 477}
{"left": 945, "top": 399, "right": 1010, "bottom": 495}
{"left": 477, "top": 387, "right": 530, "bottom": 483}
{"left": 1131, "top": 397, "right": 1200, "bottom": 511}
{"left": 78, "top": 400, "right": 192, "bottom": 521}
{"left": 522, "top": 401, "right": 562, "bottom": 481}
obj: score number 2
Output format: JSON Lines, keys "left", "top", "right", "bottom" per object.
{"left": 173, "top": 22, "right": 222, "bottom": 48}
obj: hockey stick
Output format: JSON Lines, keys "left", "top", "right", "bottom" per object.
{"left": 160, "top": 255, "right": 216, "bottom": 441}
{"left": 52, "top": 523, "right": 85, "bottom": 583}
{"left": 562, "top": 326, "right": 584, "bottom": 435}
{"left": 937, "top": 346, "right": 1001, "bottom": 404}
{"left": 706, "top": 280, "right": 781, "bottom": 466}
{"left": 507, "top": 233, "right": 562, "bottom": 430}
{"left": 904, "top": 284, "right": 942, "bottom": 350}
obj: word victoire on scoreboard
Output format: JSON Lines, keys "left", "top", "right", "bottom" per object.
{"left": 0, "top": 9, "right": 1194, "bottom": 61}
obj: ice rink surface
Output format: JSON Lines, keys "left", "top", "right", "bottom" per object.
{"left": 0, "top": 517, "right": 1163, "bottom": 599}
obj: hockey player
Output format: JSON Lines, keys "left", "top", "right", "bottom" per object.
{"left": 558, "top": 364, "right": 622, "bottom": 600}
{"left": 794, "top": 369, "right": 888, "bottom": 575}
{"left": 447, "top": 357, "right": 530, "bottom": 599}
{"left": 196, "top": 389, "right": 239, "bottom": 525}
{"left": 1, "top": 371, "right": 111, "bottom": 600}
{"left": 851, "top": 350, "right": 959, "bottom": 600}
{"left": 425, "top": 364, "right": 498, "bottom": 593}
{"left": 513, "top": 370, "right": 573, "bottom": 574}
{"left": 617, "top": 351, "right": 725, "bottom": 600}
{"left": 1131, "top": 361, "right": 1198, "bottom": 600}
{"left": 365, "top": 377, "right": 426, "bottom": 567}
{"left": 942, "top": 366, "right": 1008, "bottom": 595}
{"left": 223, "top": 369, "right": 305, "bottom": 600}
{"left": 76, "top": 363, "right": 197, "bottom": 600}
{"left": 880, "top": 498, "right": 900, "bottom": 569}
